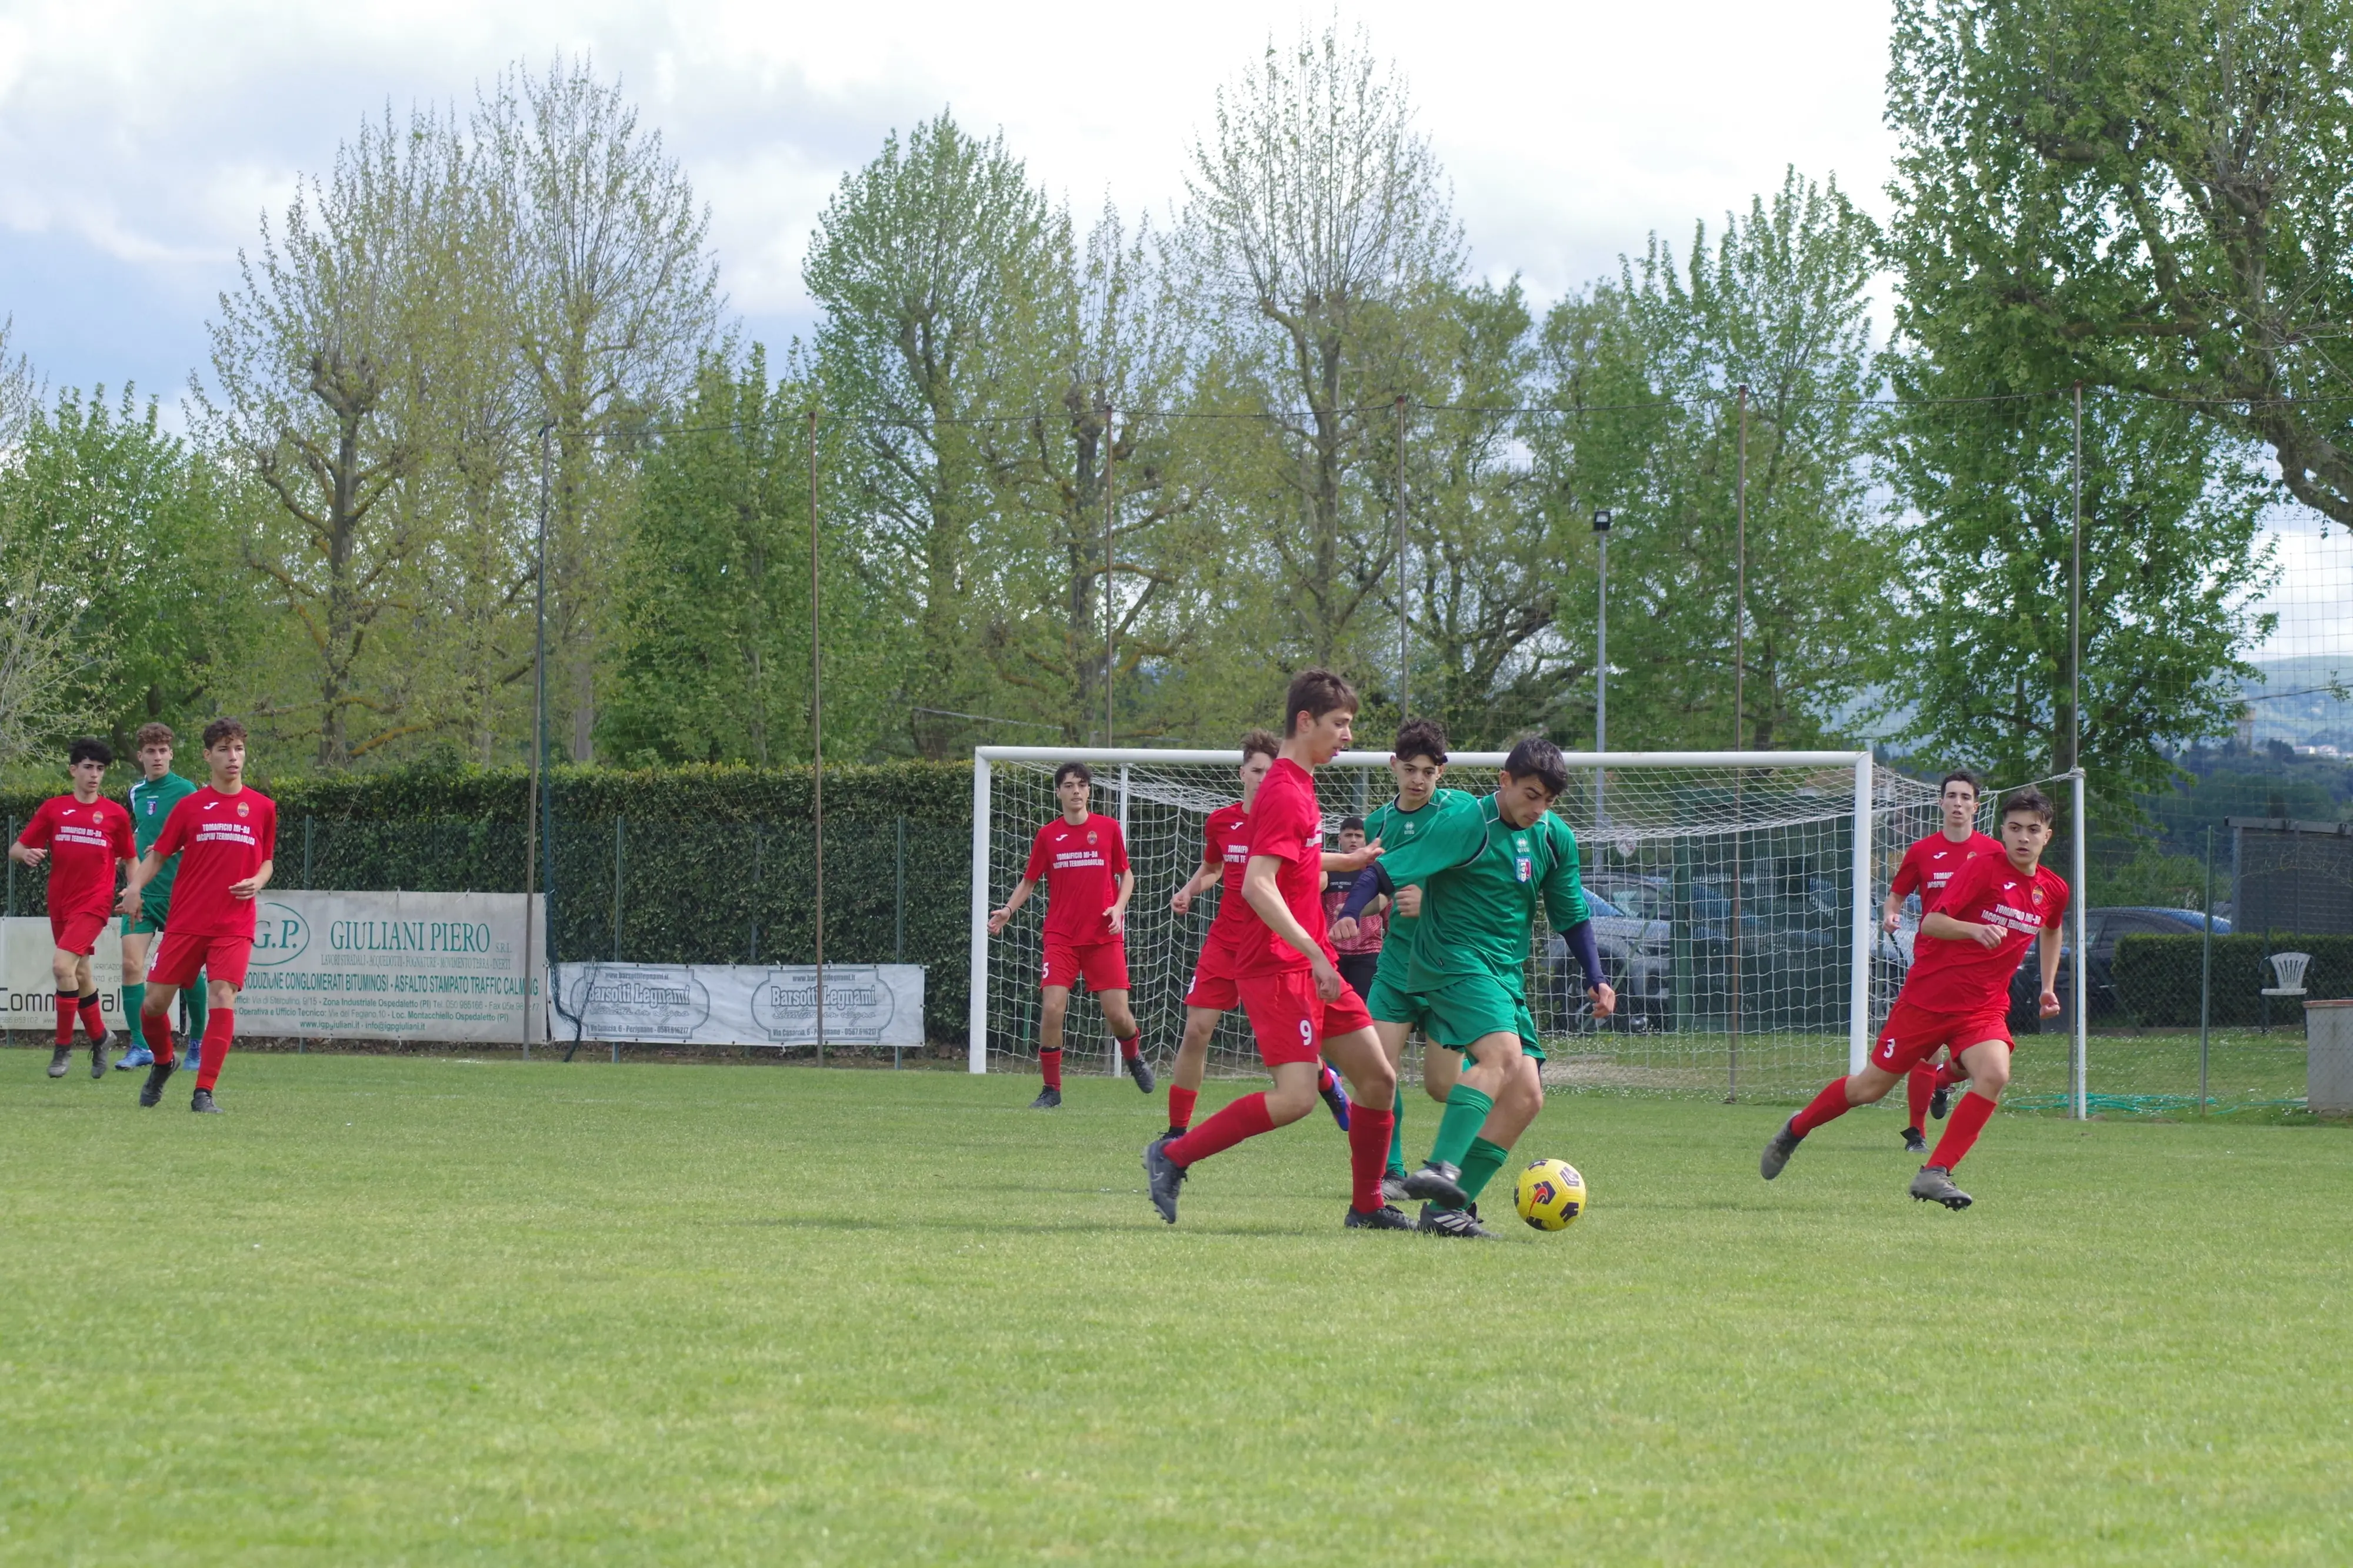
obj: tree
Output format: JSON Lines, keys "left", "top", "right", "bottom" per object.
{"left": 1887, "top": 0, "right": 2353, "bottom": 526}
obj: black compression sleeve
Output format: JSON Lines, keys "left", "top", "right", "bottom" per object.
{"left": 1337, "top": 861, "right": 1392, "bottom": 921}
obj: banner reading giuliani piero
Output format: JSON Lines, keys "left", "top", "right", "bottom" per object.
{"left": 550, "top": 963, "right": 924, "bottom": 1047}
{"left": 236, "top": 892, "right": 548, "bottom": 1042}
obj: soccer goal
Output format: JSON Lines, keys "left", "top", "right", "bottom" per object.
{"left": 969, "top": 747, "right": 1945, "bottom": 1099}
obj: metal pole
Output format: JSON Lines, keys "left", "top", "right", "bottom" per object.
{"left": 2072, "top": 383, "right": 2084, "bottom": 778}
{"left": 1848, "top": 754, "right": 1874, "bottom": 1075}
{"left": 809, "top": 408, "right": 824, "bottom": 1066}
{"left": 1103, "top": 402, "right": 1116, "bottom": 748}
{"left": 5, "top": 816, "right": 13, "bottom": 914}
{"left": 1395, "top": 394, "right": 1409, "bottom": 716}
{"left": 968, "top": 756, "right": 993, "bottom": 1073}
{"left": 525, "top": 422, "right": 550, "bottom": 1061}
{"left": 1595, "top": 508, "right": 1611, "bottom": 825}
{"left": 895, "top": 815, "right": 906, "bottom": 962}
{"left": 2200, "top": 823, "right": 2215, "bottom": 1113}
{"left": 303, "top": 815, "right": 314, "bottom": 888}
{"left": 2071, "top": 766, "right": 2089, "bottom": 1119}
{"left": 612, "top": 818, "right": 624, "bottom": 962}
{"left": 1729, "top": 385, "right": 1747, "bottom": 1100}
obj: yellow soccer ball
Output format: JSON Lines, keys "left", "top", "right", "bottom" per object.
{"left": 1514, "top": 1157, "right": 1588, "bottom": 1231}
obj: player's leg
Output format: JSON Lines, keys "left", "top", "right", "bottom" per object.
{"left": 1096, "top": 984, "right": 1154, "bottom": 1095}
{"left": 118, "top": 923, "right": 156, "bottom": 1068}
{"left": 1764, "top": 1001, "right": 1936, "bottom": 1179}
{"left": 72, "top": 949, "right": 108, "bottom": 1072}
{"left": 1913, "top": 1036, "right": 2012, "bottom": 1209}
{"left": 1902, "top": 1060, "right": 1937, "bottom": 1153}
{"left": 1144, "top": 970, "right": 1315, "bottom": 1223}
{"left": 1318, "top": 1023, "right": 1407, "bottom": 1227}
{"left": 188, "top": 960, "right": 247, "bottom": 1112}
{"left": 44, "top": 945, "right": 81, "bottom": 1075}
{"left": 1166, "top": 1005, "right": 1219, "bottom": 1135}
{"left": 179, "top": 965, "right": 208, "bottom": 1069}
{"left": 134, "top": 937, "right": 188, "bottom": 1106}
{"left": 1404, "top": 975, "right": 1534, "bottom": 1206}
{"left": 1033, "top": 977, "right": 1072, "bottom": 1109}
{"left": 1370, "top": 1017, "right": 1416, "bottom": 1196}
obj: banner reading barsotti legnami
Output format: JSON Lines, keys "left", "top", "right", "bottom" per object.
{"left": 235, "top": 892, "right": 548, "bottom": 1042}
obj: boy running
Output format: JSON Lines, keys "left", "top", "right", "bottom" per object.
{"left": 119, "top": 719, "right": 277, "bottom": 1113}
{"left": 10, "top": 739, "right": 134, "bottom": 1079}
{"left": 1164, "top": 730, "right": 1349, "bottom": 1139}
{"left": 1339, "top": 736, "right": 1615, "bottom": 1236}
{"left": 1879, "top": 770, "right": 2001, "bottom": 1152}
{"left": 1762, "top": 786, "right": 2067, "bottom": 1209}
{"left": 987, "top": 762, "right": 1149, "bottom": 1109}
{"left": 1143, "top": 668, "right": 1416, "bottom": 1231}
{"left": 115, "top": 723, "right": 204, "bottom": 1073}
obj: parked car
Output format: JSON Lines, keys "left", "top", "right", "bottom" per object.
{"left": 1545, "top": 891, "right": 1671, "bottom": 1032}
{"left": 2004, "top": 906, "right": 2231, "bottom": 1027}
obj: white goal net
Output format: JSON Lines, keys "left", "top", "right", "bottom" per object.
{"left": 968, "top": 747, "right": 1945, "bottom": 1099}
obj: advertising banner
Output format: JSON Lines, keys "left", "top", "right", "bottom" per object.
{"left": 551, "top": 962, "right": 924, "bottom": 1048}
{"left": 2, "top": 918, "right": 126, "bottom": 1030}
{"left": 234, "top": 892, "right": 547, "bottom": 1042}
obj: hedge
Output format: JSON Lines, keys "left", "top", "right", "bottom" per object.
{"left": 2, "top": 761, "right": 978, "bottom": 1043}
{"left": 2111, "top": 933, "right": 2353, "bottom": 1027}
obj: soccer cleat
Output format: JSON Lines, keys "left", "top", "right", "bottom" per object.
{"left": 1126, "top": 1054, "right": 1155, "bottom": 1095}
{"left": 1142, "top": 1134, "right": 1187, "bottom": 1225}
{"left": 48, "top": 1046, "right": 71, "bottom": 1078}
{"left": 1910, "top": 1165, "right": 1971, "bottom": 1209}
{"left": 138, "top": 1058, "right": 176, "bottom": 1107}
{"left": 1028, "top": 1087, "right": 1062, "bottom": 1110}
{"left": 1400, "top": 1161, "right": 1468, "bottom": 1209}
{"left": 89, "top": 1039, "right": 109, "bottom": 1078}
{"left": 1318, "top": 1070, "right": 1351, "bottom": 1131}
{"left": 1930, "top": 1082, "right": 1953, "bottom": 1121}
{"left": 179, "top": 1040, "right": 200, "bottom": 1073}
{"left": 118, "top": 1045, "right": 154, "bottom": 1070}
{"left": 1344, "top": 1203, "right": 1414, "bottom": 1230}
{"left": 1902, "top": 1126, "right": 1928, "bottom": 1155}
{"left": 1417, "top": 1202, "right": 1495, "bottom": 1239}
{"left": 190, "top": 1088, "right": 221, "bottom": 1115}
{"left": 1760, "top": 1118, "right": 1805, "bottom": 1180}
{"left": 1381, "top": 1171, "right": 1411, "bottom": 1205}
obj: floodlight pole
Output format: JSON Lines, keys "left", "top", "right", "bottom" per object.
{"left": 1729, "top": 385, "right": 1748, "bottom": 1100}
{"left": 1104, "top": 402, "right": 1115, "bottom": 748}
{"left": 2070, "top": 382, "right": 2085, "bottom": 1118}
{"left": 1594, "top": 508, "right": 1612, "bottom": 826}
{"left": 809, "top": 408, "right": 825, "bottom": 1066}
{"left": 525, "top": 421, "right": 552, "bottom": 1062}
{"left": 1396, "top": 395, "right": 1409, "bottom": 715}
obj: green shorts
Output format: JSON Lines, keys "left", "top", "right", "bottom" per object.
{"left": 1365, "top": 970, "right": 1430, "bottom": 1029}
{"left": 120, "top": 897, "right": 169, "bottom": 937}
{"left": 1422, "top": 971, "right": 1546, "bottom": 1062}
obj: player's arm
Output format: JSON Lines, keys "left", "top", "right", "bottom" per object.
{"left": 1169, "top": 847, "right": 1220, "bottom": 913}
{"left": 9, "top": 812, "right": 48, "bottom": 867}
{"left": 1241, "top": 853, "right": 1345, "bottom": 1001}
{"left": 1321, "top": 841, "right": 1381, "bottom": 875}
{"left": 986, "top": 877, "right": 1038, "bottom": 935}
{"left": 2037, "top": 922, "right": 2064, "bottom": 1016}
{"left": 1543, "top": 825, "right": 1615, "bottom": 1019}
{"left": 118, "top": 847, "right": 165, "bottom": 912}
{"left": 1106, "top": 868, "right": 1135, "bottom": 936}
{"left": 229, "top": 858, "right": 274, "bottom": 900}
{"left": 1922, "top": 910, "right": 2001, "bottom": 949}
{"left": 1883, "top": 853, "right": 1919, "bottom": 933}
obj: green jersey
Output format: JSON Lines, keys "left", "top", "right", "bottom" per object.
{"left": 1359, "top": 787, "right": 1473, "bottom": 958}
{"left": 1372, "top": 791, "right": 1589, "bottom": 997}
{"left": 128, "top": 770, "right": 199, "bottom": 897}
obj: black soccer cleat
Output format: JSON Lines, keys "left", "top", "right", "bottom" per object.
{"left": 1345, "top": 1203, "right": 1414, "bottom": 1230}
{"left": 189, "top": 1088, "right": 221, "bottom": 1115}
{"left": 1930, "top": 1082, "right": 1953, "bottom": 1121}
{"left": 1028, "top": 1086, "right": 1062, "bottom": 1110}
{"left": 89, "top": 1038, "right": 109, "bottom": 1078}
{"left": 1760, "top": 1118, "right": 1805, "bottom": 1180}
{"left": 138, "top": 1057, "right": 176, "bottom": 1107}
{"left": 1400, "top": 1161, "right": 1468, "bottom": 1209}
{"left": 1142, "top": 1134, "right": 1187, "bottom": 1225}
{"left": 1910, "top": 1165, "right": 1971, "bottom": 1209}
{"left": 1381, "top": 1171, "right": 1411, "bottom": 1205}
{"left": 1902, "top": 1126, "right": 1928, "bottom": 1155}
{"left": 48, "top": 1046, "right": 71, "bottom": 1078}
{"left": 1126, "top": 1054, "right": 1155, "bottom": 1095}
{"left": 1417, "top": 1202, "right": 1495, "bottom": 1239}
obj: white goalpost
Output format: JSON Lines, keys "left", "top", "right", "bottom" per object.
{"left": 969, "top": 746, "right": 1942, "bottom": 1098}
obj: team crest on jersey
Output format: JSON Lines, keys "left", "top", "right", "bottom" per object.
{"left": 1085, "top": 830, "right": 1097, "bottom": 845}
{"left": 236, "top": 800, "right": 251, "bottom": 817}
{"left": 1515, "top": 856, "right": 1533, "bottom": 883}
{"left": 2032, "top": 888, "right": 2045, "bottom": 903}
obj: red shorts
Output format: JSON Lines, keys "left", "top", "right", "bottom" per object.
{"left": 1182, "top": 928, "right": 1242, "bottom": 1010}
{"left": 1043, "top": 937, "right": 1129, "bottom": 994}
{"left": 1871, "top": 996, "right": 2011, "bottom": 1075}
{"left": 1236, "top": 968, "right": 1375, "bottom": 1067}
{"left": 49, "top": 909, "right": 109, "bottom": 956}
{"left": 150, "top": 931, "right": 254, "bottom": 990}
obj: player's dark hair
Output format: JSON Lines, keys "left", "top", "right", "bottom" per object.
{"left": 1053, "top": 760, "right": 1092, "bottom": 789}
{"left": 1999, "top": 786, "right": 2055, "bottom": 825}
{"left": 1281, "top": 667, "right": 1357, "bottom": 735}
{"left": 1392, "top": 716, "right": 1448, "bottom": 766}
{"left": 1339, "top": 815, "right": 1366, "bottom": 833}
{"left": 68, "top": 738, "right": 112, "bottom": 768}
{"left": 1501, "top": 735, "right": 1569, "bottom": 797}
{"left": 1938, "top": 769, "right": 1981, "bottom": 798}
{"left": 1238, "top": 728, "right": 1281, "bottom": 764}
{"left": 201, "top": 718, "right": 248, "bottom": 750}
{"left": 134, "top": 722, "right": 175, "bottom": 750}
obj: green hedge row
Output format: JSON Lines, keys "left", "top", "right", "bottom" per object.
{"left": 3, "top": 762, "right": 978, "bottom": 1042}
{"left": 2111, "top": 934, "right": 2353, "bottom": 1027}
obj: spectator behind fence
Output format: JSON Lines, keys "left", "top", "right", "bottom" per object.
{"left": 1324, "top": 815, "right": 1386, "bottom": 1005}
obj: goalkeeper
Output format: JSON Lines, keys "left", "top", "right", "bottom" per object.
{"left": 1336, "top": 735, "right": 1614, "bottom": 1237}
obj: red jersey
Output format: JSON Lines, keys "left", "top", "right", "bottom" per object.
{"left": 18, "top": 794, "right": 134, "bottom": 921}
{"left": 1021, "top": 812, "right": 1129, "bottom": 946}
{"left": 1901, "top": 851, "right": 2070, "bottom": 1015}
{"left": 1232, "top": 758, "right": 1331, "bottom": 978}
{"left": 1890, "top": 829, "right": 2004, "bottom": 914}
{"left": 1201, "top": 802, "right": 1256, "bottom": 940}
{"left": 152, "top": 786, "right": 279, "bottom": 939}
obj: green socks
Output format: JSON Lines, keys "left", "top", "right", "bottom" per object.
{"left": 1385, "top": 1087, "right": 1408, "bottom": 1178}
{"left": 122, "top": 982, "right": 145, "bottom": 1035}
{"left": 181, "top": 972, "right": 208, "bottom": 1040}
{"left": 1427, "top": 1082, "right": 1494, "bottom": 1170}
{"left": 1457, "top": 1137, "right": 1512, "bottom": 1207}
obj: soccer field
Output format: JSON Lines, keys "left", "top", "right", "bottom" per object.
{"left": 4, "top": 1054, "right": 2349, "bottom": 1564}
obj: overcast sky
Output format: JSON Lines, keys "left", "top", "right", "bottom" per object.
{"left": 0, "top": 0, "right": 1899, "bottom": 404}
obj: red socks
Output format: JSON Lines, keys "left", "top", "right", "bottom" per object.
{"left": 1039, "top": 1047, "right": 1063, "bottom": 1090}
{"left": 1164, "top": 1091, "right": 1274, "bottom": 1166}
{"left": 54, "top": 990, "right": 76, "bottom": 1047}
{"left": 78, "top": 994, "right": 105, "bottom": 1042}
{"left": 1928, "top": 1089, "right": 1997, "bottom": 1170}
{"left": 1905, "top": 1063, "right": 1936, "bottom": 1127}
{"left": 1167, "top": 1085, "right": 1198, "bottom": 1132}
{"left": 1934, "top": 1060, "right": 1967, "bottom": 1089}
{"left": 141, "top": 1008, "right": 174, "bottom": 1060}
{"left": 1347, "top": 1102, "right": 1395, "bottom": 1213}
{"left": 1118, "top": 1033, "right": 1141, "bottom": 1062}
{"left": 1791, "top": 1076, "right": 1855, "bottom": 1137}
{"left": 1318, "top": 1063, "right": 1340, "bottom": 1096}
{"left": 195, "top": 1009, "right": 235, "bottom": 1092}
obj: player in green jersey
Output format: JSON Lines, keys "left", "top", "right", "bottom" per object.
{"left": 1328, "top": 717, "right": 1469, "bottom": 1201}
{"left": 1336, "top": 735, "right": 1614, "bottom": 1236}
{"left": 115, "top": 722, "right": 204, "bottom": 1071}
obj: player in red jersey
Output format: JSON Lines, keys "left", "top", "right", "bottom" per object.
{"left": 987, "top": 760, "right": 1146, "bottom": 1109}
{"left": 1164, "top": 730, "right": 1352, "bottom": 1139}
{"left": 10, "top": 739, "right": 134, "bottom": 1079}
{"left": 1762, "top": 786, "right": 2068, "bottom": 1209}
{"left": 117, "top": 719, "right": 276, "bottom": 1113}
{"left": 1879, "top": 770, "right": 2002, "bottom": 1152}
{"left": 1144, "top": 668, "right": 1434, "bottom": 1233}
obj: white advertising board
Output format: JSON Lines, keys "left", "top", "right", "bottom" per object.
{"left": 552, "top": 962, "right": 925, "bottom": 1048}
{"left": 234, "top": 892, "right": 548, "bottom": 1042}
{"left": 2, "top": 918, "right": 126, "bottom": 1030}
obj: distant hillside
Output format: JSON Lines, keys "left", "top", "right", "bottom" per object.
{"left": 2242, "top": 655, "right": 2353, "bottom": 750}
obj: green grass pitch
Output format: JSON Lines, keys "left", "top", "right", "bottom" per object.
{"left": 4, "top": 1052, "right": 2350, "bottom": 1563}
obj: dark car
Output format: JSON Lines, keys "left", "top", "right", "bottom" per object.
{"left": 1545, "top": 891, "right": 1671, "bottom": 1032}
{"left": 2003, "top": 906, "right": 2230, "bottom": 1028}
